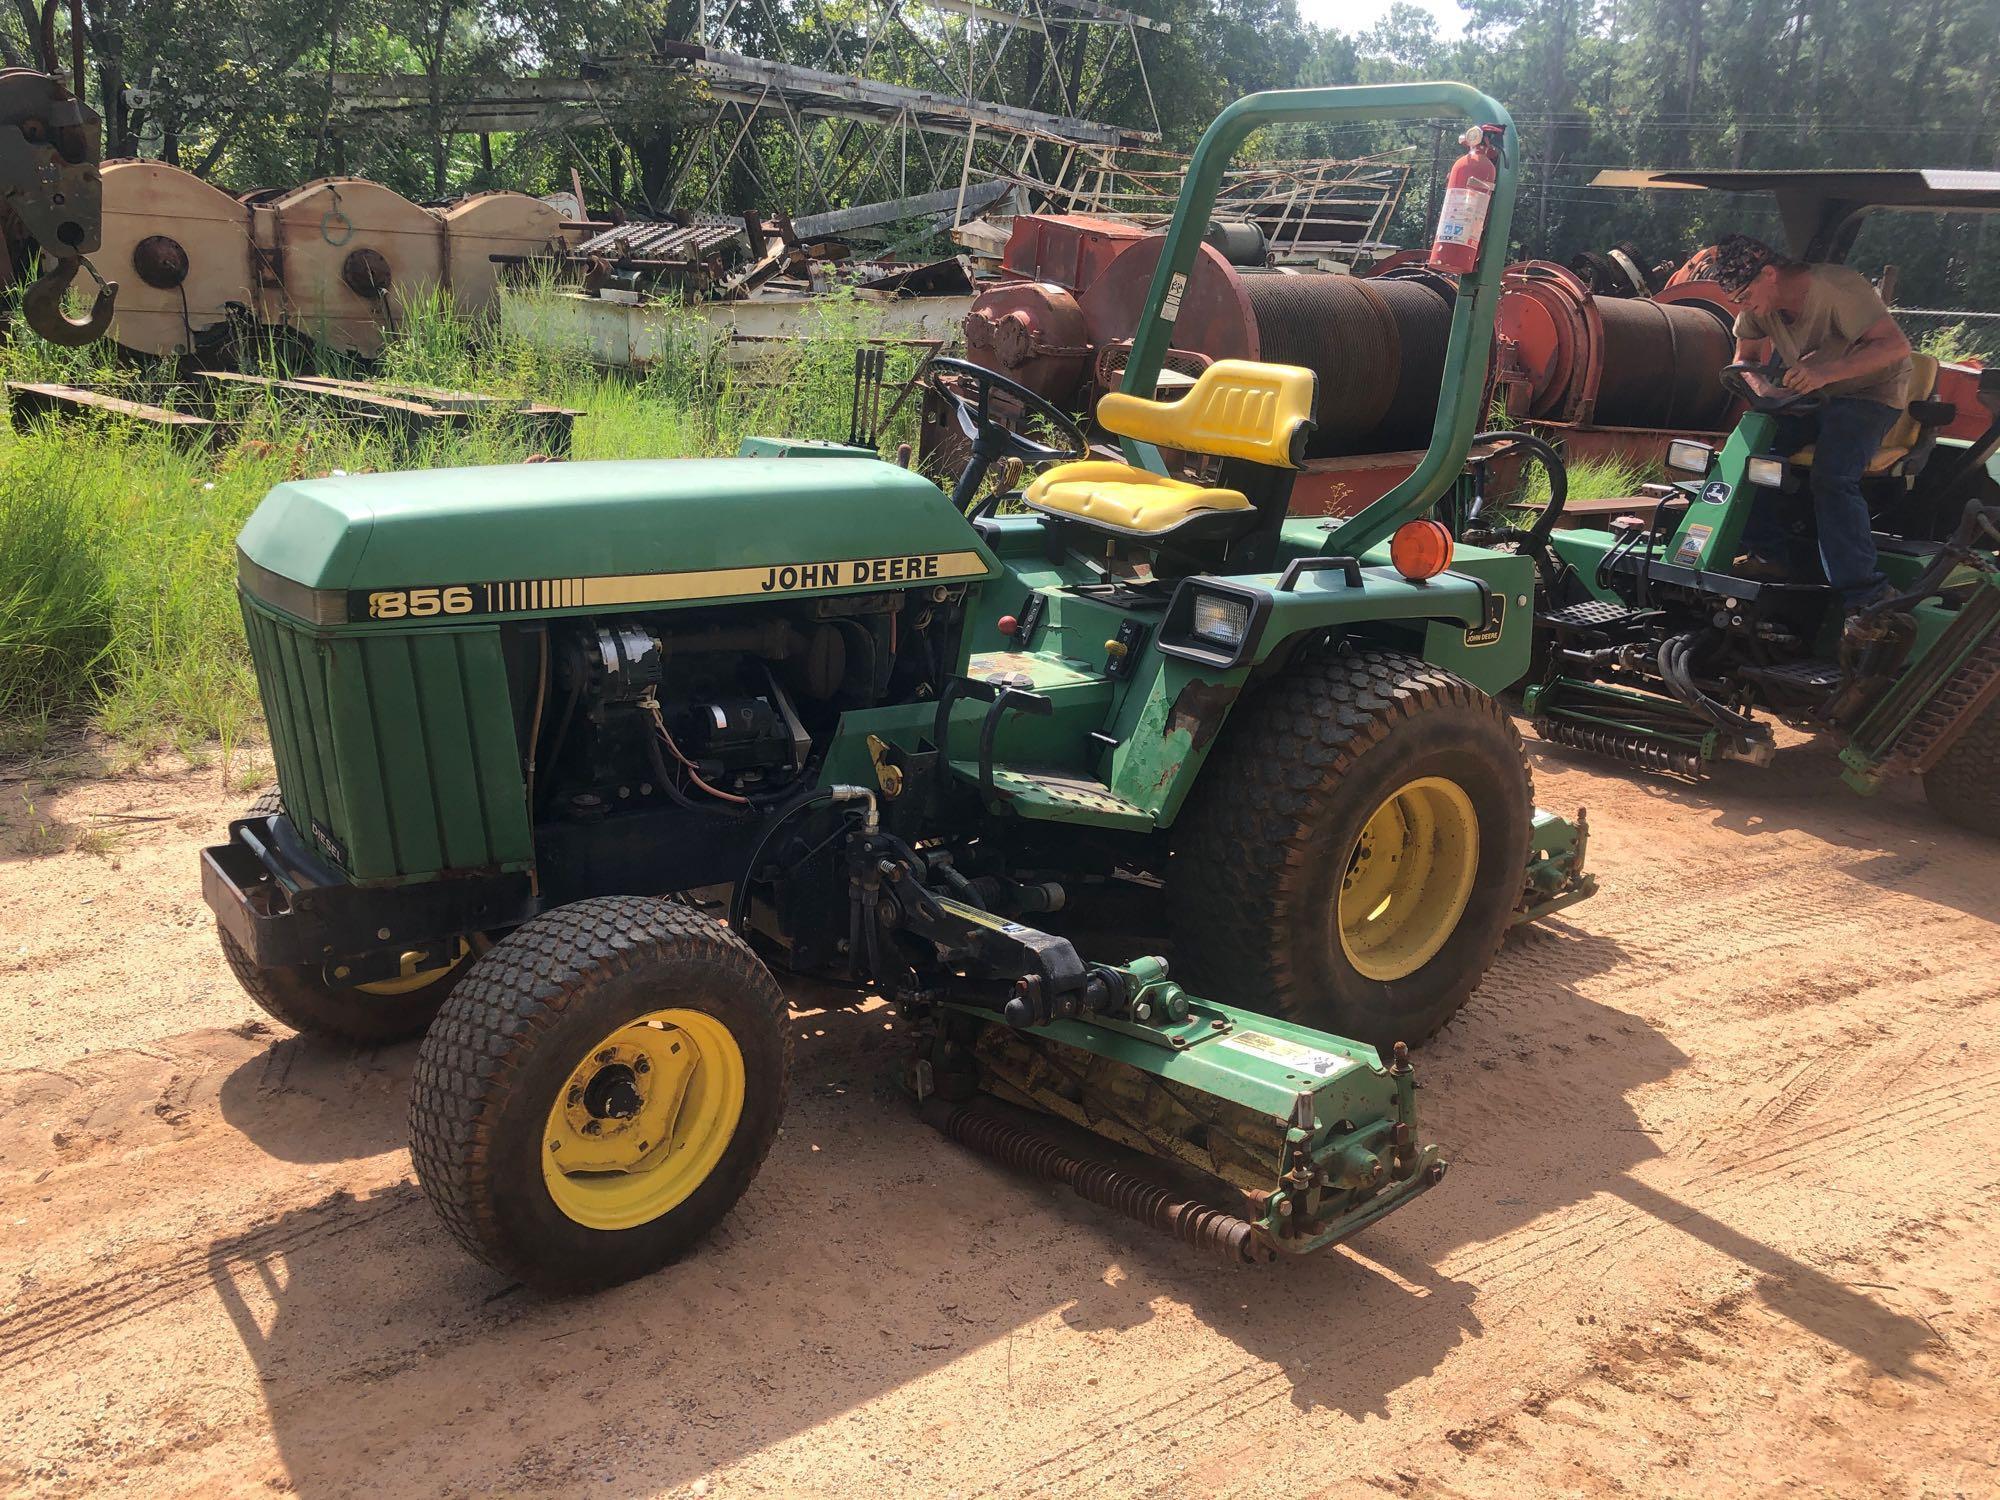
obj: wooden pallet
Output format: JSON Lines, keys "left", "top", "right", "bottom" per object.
{"left": 5, "top": 382, "right": 220, "bottom": 444}
{"left": 193, "top": 371, "right": 579, "bottom": 453}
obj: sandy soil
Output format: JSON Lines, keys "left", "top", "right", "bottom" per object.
{"left": 0, "top": 727, "right": 1995, "bottom": 1499}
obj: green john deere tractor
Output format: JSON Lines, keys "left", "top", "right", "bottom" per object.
{"left": 1516, "top": 170, "right": 2000, "bottom": 831}
{"left": 204, "top": 84, "right": 1593, "bottom": 1292}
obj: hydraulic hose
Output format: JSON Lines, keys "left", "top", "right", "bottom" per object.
{"left": 1467, "top": 429, "right": 1569, "bottom": 545}
{"left": 1657, "top": 630, "right": 1762, "bottom": 739}
{"left": 723, "top": 789, "right": 842, "bottom": 933}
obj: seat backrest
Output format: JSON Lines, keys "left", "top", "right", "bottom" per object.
{"left": 1095, "top": 359, "right": 1318, "bottom": 469}
{"left": 1881, "top": 352, "right": 1941, "bottom": 452}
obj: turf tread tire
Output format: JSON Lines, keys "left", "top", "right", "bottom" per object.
{"left": 1169, "top": 641, "right": 1532, "bottom": 1052}
{"left": 409, "top": 895, "right": 790, "bottom": 1293}
{"left": 1923, "top": 698, "right": 2000, "bottom": 838}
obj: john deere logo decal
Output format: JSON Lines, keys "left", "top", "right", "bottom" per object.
{"left": 1464, "top": 593, "right": 1505, "bottom": 648}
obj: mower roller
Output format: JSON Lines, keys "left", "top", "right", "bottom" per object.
{"left": 1505, "top": 171, "right": 2000, "bottom": 833}
{"left": 204, "top": 84, "right": 1594, "bottom": 1293}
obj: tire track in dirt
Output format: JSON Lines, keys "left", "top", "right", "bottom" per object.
{"left": 969, "top": 1355, "right": 1285, "bottom": 1500}
{"left": 1454, "top": 1063, "right": 2000, "bottom": 1291}
{"left": 0, "top": 1188, "right": 415, "bottom": 1374}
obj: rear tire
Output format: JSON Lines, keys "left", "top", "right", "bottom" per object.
{"left": 1923, "top": 698, "right": 2000, "bottom": 838}
{"left": 409, "top": 896, "right": 790, "bottom": 1293}
{"left": 1168, "top": 642, "right": 1532, "bottom": 1052}
{"left": 217, "top": 792, "right": 476, "bottom": 1045}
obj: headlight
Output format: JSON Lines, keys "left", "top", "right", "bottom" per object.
{"left": 1190, "top": 591, "right": 1252, "bottom": 648}
{"left": 1666, "top": 439, "right": 1712, "bottom": 474}
{"left": 1746, "top": 456, "right": 1787, "bottom": 489}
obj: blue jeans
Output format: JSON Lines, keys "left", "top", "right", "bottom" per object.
{"left": 1741, "top": 396, "right": 1902, "bottom": 603}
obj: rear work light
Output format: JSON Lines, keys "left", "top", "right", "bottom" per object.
{"left": 1390, "top": 519, "right": 1454, "bottom": 582}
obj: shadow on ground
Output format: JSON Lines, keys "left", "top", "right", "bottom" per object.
{"left": 195, "top": 921, "right": 1943, "bottom": 1496}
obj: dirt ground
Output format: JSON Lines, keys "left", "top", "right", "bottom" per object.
{"left": 0, "top": 726, "right": 1995, "bottom": 1499}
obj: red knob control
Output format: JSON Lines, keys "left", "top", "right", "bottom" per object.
{"left": 998, "top": 614, "right": 1020, "bottom": 636}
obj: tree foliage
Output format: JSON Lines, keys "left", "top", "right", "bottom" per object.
{"left": 0, "top": 0, "right": 1992, "bottom": 309}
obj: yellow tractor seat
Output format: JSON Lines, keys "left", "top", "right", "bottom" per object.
{"left": 1788, "top": 353, "right": 1940, "bottom": 476}
{"left": 1023, "top": 359, "right": 1318, "bottom": 544}
{"left": 1020, "top": 461, "right": 1250, "bottom": 535}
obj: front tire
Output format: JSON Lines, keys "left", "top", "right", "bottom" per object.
{"left": 409, "top": 896, "right": 790, "bottom": 1293}
{"left": 1168, "top": 642, "right": 1532, "bottom": 1052}
{"left": 218, "top": 792, "right": 478, "bottom": 1044}
{"left": 1923, "top": 698, "right": 2000, "bottom": 838}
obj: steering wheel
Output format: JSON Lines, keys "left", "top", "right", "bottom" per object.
{"left": 927, "top": 356, "right": 1089, "bottom": 516}
{"left": 1718, "top": 360, "right": 1826, "bottom": 414}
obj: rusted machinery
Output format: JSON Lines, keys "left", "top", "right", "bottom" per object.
{"left": 940, "top": 212, "right": 1753, "bottom": 515}
{"left": 0, "top": 0, "right": 115, "bottom": 345}
{"left": 1491, "top": 261, "right": 1738, "bottom": 464}
{"left": 945, "top": 218, "right": 1469, "bottom": 514}
{"left": 1077, "top": 236, "right": 1458, "bottom": 458}
{"left": 88, "top": 162, "right": 564, "bottom": 359}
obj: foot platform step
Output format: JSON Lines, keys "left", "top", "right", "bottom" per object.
{"left": 1738, "top": 657, "right": 1842, "bottom": 696}
{"left": 1538, "top": 599, "right": 1658, "bottom": 634}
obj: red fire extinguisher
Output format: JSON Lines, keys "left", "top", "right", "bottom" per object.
{"left": 1427, "top": 124, "right": 1506, "bottom": 276}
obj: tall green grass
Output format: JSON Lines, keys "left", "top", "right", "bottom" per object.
{"left": 0, "top": 285, "right": 930, "bottom": 754}
{"left": 1520, "top": 452, "right": 1657, "bottom": 510}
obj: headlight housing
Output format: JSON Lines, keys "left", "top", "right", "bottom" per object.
{"left": 1667, "top": 439, "right": 1713, "bottom": 475}
{"left": 1746, "top": 456, "right": 1788, "bottom": 489}
{"left": 1157, "top": 579, "right": 1270, "bottom": 668}
{"left": 1190, "top": 591, "right": 1252, "bottom": 648}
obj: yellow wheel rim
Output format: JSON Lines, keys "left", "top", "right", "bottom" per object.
{"left": 357, "top": 937, "right": 473, "bottom": 996}
{"left": 540, "top": 1008, "right": 746, "bottom": 1231}
{"left": 1337, "top": 776, "right": 1481, "bottom": 983}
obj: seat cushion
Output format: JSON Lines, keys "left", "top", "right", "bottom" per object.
{"left": 1785, "top": 354, "right": 1937, "bottom": 475}
{"left": 1021, "top": 460, "right": 1250, "bottom": 534}
{"left": 1788, "top": 443, "right": 1914, "bottom": 476}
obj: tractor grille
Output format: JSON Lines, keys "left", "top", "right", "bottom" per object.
{"left": 243, "top": 600, "right": 534, "bottom": 883}
{"left": 1848, "top": 579, "right": 2000, "bottom": 775}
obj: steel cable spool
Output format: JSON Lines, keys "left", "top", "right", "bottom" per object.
{"left": 1076, "top": 236, "right": 1464, "bottom": 460}
{"left": 1593, "top": 297, "right": 1736, "bottom": 430}
{"left": 1370, "top": 275, "right": 1457, "bottom": 449}
{"left": 1242, "top": 272, "right": 1399, "bottom": 453}
{"left": 1240, "top": 273, "right": 1456, "bottom": 455}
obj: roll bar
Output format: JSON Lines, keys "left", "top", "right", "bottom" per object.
{"left": 1116, "top": 82, "right": 1518, "bottom": 562}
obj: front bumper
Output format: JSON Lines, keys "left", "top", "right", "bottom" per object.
{"left": 202, "top": 812, "right": 536, "bottom": 972}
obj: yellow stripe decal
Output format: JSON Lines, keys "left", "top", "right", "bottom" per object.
{"left": 578, "top": 550, "right": 990, "bottom": 607}
{"left": 349, "top": 550, "right": 991, "bottom": 624}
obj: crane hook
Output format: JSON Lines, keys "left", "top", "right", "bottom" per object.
{"left": 21, "top": 253, "right": 116, "bottom": 346}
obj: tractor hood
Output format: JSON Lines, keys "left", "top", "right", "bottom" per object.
{"left": 236, "top": 456, "right": 1000, "bottom": 627}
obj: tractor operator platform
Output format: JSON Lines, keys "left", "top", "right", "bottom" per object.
{"left": 1713, "top": 232, "right": 1915, "bottom": 613}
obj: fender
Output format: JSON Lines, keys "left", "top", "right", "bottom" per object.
{"left": 1153, "top": 544, "right": 1534, "bottom": 695}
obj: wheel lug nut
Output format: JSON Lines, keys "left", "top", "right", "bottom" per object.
{"left": 634, "top": 1057, "right": 650, "bottom": 1074}
{"left": 567, "top": 1087, "right": 582, "bottom": 1105}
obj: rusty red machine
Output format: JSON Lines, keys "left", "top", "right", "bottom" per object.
{"left": 936, "top": 212, "right": 1887, "bottom": 517}
{"left": 947, "top": 213, "right": 1492, "bottom": 514}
